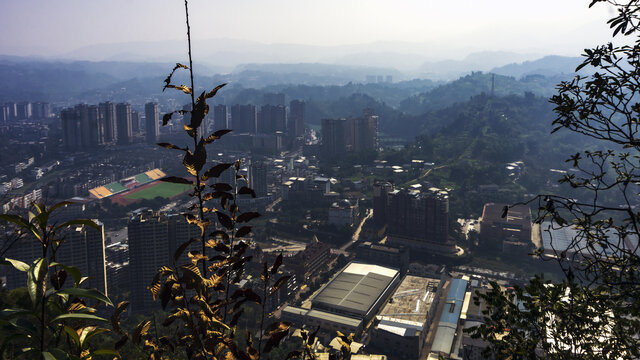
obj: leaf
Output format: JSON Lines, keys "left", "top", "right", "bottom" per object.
{"left": 49, "top": 200, "right": 74, "bottom": 213}
{"left": 265, "top": 321, "right": 291, "bottom": 336}
{"left": 89, "top": 349, "right": 120, "bottom": 357}
{"left": 115, "top": 335, "right": 128, "bottom": 350}
{"left": 205, "top": 83, "right": 227, "bottom": 99}
{"left": 216, "top": 212, "right": 234, "bottom": 230}
{"left": 3, "top": 258, "right": 29, "bottom": 272}
{"left": 54, "top": 219, "right": 100, "bottom": 232}
{"left": 204, "top": 129, "right": 232, "bottom": 144}
{"left": 174, "top": 238, "right": 199, "bottom": 263}
{"left": 162, "top": 112, "right": 175, "bottom": 126}
{"left": 110, "top": 301, "right": 129, "bottom": 335}
{"left": 237, "top": 212, "right": 260, "bottom": 223}
{"left": 211, "top": 183, "right": 233, "bottom": 192}
{"left": 41, "top": 352, "right": 57, "bottom": 360}
{"left": 50, "top": 313, "right": 108, "bottom": 323}
{"left": 159, "top": 176, "right": 193, "bottom": 185}
{"left": 189, "top": 91, "right": 208, "bottom": 130}
{"left": 79, "top": 327, "right": 110, "bottom": 347}
{"left": 157, "top": 143, "right": 187, "bottom": 151}
{"left": 214, "top": 241, "right": 230, "bottom": 253}
{"left": 238, "top": 187, "right": 256, "bottom": 198}
{"left": 270, "top": 276, "right": 291, "bottom": 295}
{"left": 132, "top": 320, "right": 151, "bottom": 345}
{"left": 235, "top": 226, "right": 252, "bottom": 238}
{"left": 232, "top": 288, "right": 262, "bottom": 304}
{"left": 271, "top": 254, "right": 283, "bottom": 275}
{"left": 63, "top": 325, "right": 81, "bottom": 346}
{"left": 261, "top": 262, "right": 268, "bottom": 282}
{"left": 208, "top": 230, "right": 230, "bottom": 244}
{"left": 230, "top": 309, "right": 244, "bottom": 327}
{"left": 163, "top": 63, "right": 189, "bottom": 91}
{"left": 203, "top": 163, "right": 233, "bottom": 179}
{"left": 50, "top": 269, "right": 67, "bottom": 290}
{"left": 165, "top": 84, "right": 192, "bottom": 94}
{"left": 286, "top": 350, "right": 302, "bottom": 360}
{"left": 28, "top": 258, "right": 48, "bottom": 306}
{"left": 50, "top": 262, "right": 83, "bottom": 287}
{"left": 0, "top": 214, "right": 31, "bottom": 230}
{"left": 159, "top": 280, "right": 172, "bottom": 309}
{"left": 57, "top": 288, "right": 113, "bottom": 306}
{"left": 183, "top": 146, "right": 206, "bottom": 177}
{"left": 263, "top": 327, "right": 289, "bottom": 353}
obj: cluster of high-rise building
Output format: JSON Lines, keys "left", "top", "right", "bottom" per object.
{"left": 61, "top": 102, "right": 159, "bottom": 151}
{"left": 321, "top": 109, "right": 379, "bottom": 158}
{"left": 216, "top": 96, "right": 305, "bottom": 137}
{"left": 1, "top": 101, "right": 52, "bottom": 122}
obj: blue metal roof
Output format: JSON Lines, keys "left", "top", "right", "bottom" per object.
{"left": 439, "top": 278, "right": 468, "bottom": 325}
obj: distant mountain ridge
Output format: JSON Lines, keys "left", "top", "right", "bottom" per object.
{"left": 399, "top": 72, "right": 571, "bottom": 115}
{"left": 490, "top": 55, "right": 584, "bottom": 77}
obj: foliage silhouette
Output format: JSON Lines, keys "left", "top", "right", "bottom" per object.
{"left": 469, "top": 1, "right": 640, "bottom": 358}
{"left": 0, "top": 202, "right": 118, "bottom": 359}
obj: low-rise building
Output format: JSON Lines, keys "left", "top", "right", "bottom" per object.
{"left": 430, "top": 277, "right": 469, "bottom": 358}
{"left": 369, "top": 275, "right": 443, "bottom": 359}
{"left": 328, "top": 199, "right": 359, "bottom": 227}
{"left": 480, "top": 203, "right": 532, "bottom": 254}
{"left": 282, "top": 262, "right": 401, "bottom": 340}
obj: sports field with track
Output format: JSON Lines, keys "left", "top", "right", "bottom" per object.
{"left": 123, "top": 182, "right": 192, "bottom": 200}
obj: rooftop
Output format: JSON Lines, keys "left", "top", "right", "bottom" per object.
{"left": 313, "top": 262, "right": 399, "bottom": 316}
{"left": 378, "top": 275, "right": 440, "bottom": 325}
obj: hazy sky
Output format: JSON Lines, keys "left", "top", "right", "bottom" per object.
{"left": 0, "top": 0, "right": 619, "bottom": 59}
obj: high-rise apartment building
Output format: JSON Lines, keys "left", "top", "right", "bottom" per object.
{"left": 249, "top": 160, "right": 268, "bottom": 197}
{"left": 99, "top": 102, "right": 117, "bottom": 143}
{"left": 16, "top": 102, "right": 31, "bottom": 120}
{"left": 0, "top": 104, "right": 10, "bottom": 123}
{"left": 263, "top": 93, "right": 285, "bottom": 106}
{"left": 258, "top": 104, "right": 286, "bottom": 134}
{"left": 61, "top": 107, "right": 81, "bottom": 151}
{"left": 4, "top": 102, "right": 17, "bottom": 121}
{"left": 131, "top": 110, "right": 140, "bottom": 134}
{"left": 128, "top": 211, "right": 201, "bottom": 311}
{"left": 231, "top": 104, "right": 257, "bottom": 134}
{"left": 289, "top": 100, "right": 306, "bottom": 138}
{"left": 373, "top": 182, "right": 394, "bottom": 228}
{"left": 321, "top": 118, "right": 348, "bottom": 158}
{"left": 350, "top": 111, "right": 378, "bottom": 152}
{"left": 213, "top": 104, "right": 228, "bottom": 131}
{"left": 145, "top": 102, "right": 159, "bottom": 144}
{"left": 1, "top": 220, "right": 108, "bottom": 295}
{"left": 31, "top": 102, "right": 51, "bottom": 119}
{"left": 61, "top": 104, "right": 100, "bottom": 151}
{"left": 375, "top": 184, "right": 455, "bottom": 255}
{"left": 116, "top": 103, "right": 132, "bottom": 145}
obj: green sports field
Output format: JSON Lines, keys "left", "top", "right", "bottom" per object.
{"left": 124, "top": 182, "right": 192, "bottom": 200}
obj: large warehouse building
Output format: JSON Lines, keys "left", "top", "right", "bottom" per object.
{"left": 282, "top": 262, "right": 401, "bottom": 338}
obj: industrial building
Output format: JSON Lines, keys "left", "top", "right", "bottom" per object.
{"left": 370, "top": 275, "right": 444, "bottom": 359}
{"left": 431, "top": 277, "right": 469, "bottom": 358}
{"left": 480, "top": 203, "right": 532, "bottom": 254}
{"left": 282, "top": 262, "right": 401, "bottom": 339}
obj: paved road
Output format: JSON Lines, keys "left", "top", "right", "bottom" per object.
{"left": 266, "top": 196, "right": 282, "bottom": 212}
{"left": 339, "top": 208, "right": 373, "bottom": 252}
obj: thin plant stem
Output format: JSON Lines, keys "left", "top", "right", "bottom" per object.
{"left": 183, "top": 0, "right": 208, "bottom": 278}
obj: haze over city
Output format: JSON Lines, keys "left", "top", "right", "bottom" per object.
{"left": 1, "top": 0, "right": 619, "bottom": 67}
{"left": 2, "top": 1, "right": 640, "bottom": 359}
